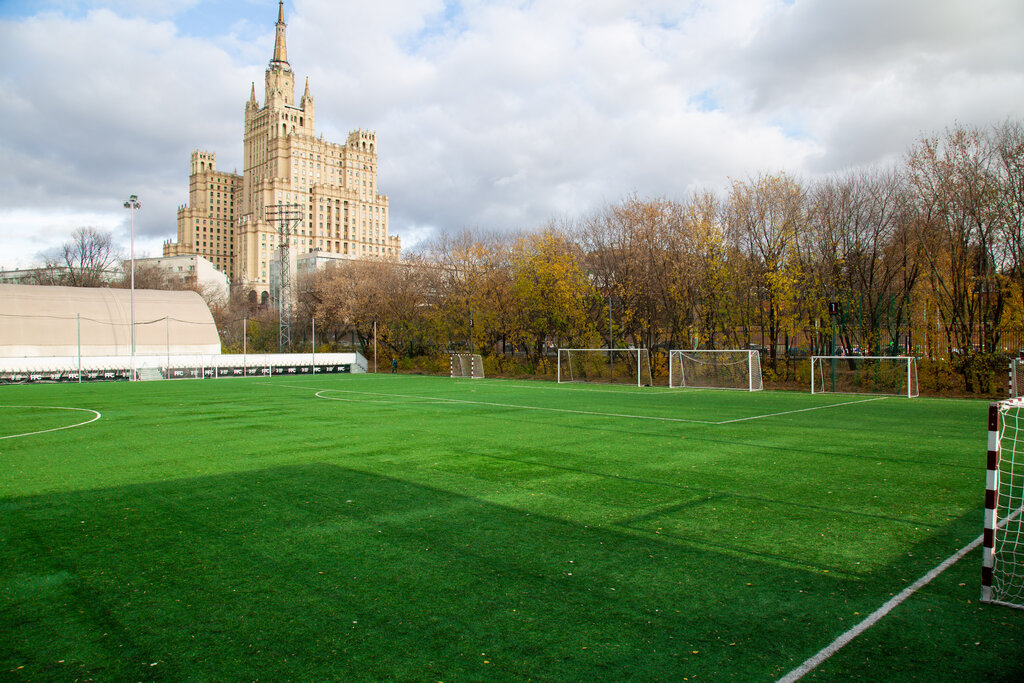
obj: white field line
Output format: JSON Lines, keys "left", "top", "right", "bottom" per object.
{"left": 775, "top": 511, "right": 1024, "bottom": 683}
{"left": 314, "top": 391, "right": 450, "bottom": 405}
{"left": 313, "top": 388, "right": 718, "bottom": 424}
{"left": 715, "top": 397, "right": 889, "bottom": 424}
{"left": 312, "top": 386, "right": 885, "bottom": 426}
{"left": 0, "top": 405, "right": 102, "bottom": 440}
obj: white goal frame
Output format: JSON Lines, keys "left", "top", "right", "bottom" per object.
{"left": 557, "top": 348, "right": 652, "bottom": 387}
{"left": 983, "top": 398, "right": 1024, "bottom": 609}
{"left": 669, "top": 349, "right": 763, "bottom": 391}
{"left": 450, "top": 353, "right": 484, "bottom": 379}
{"left": 810, "top": 355, "right": 919, "bottom": 398}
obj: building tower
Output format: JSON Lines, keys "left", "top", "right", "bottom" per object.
{"left": 165, "top": 0, "right": 401, "bottom": 302}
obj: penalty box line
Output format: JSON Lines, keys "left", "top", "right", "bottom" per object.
{"left": 313, "top": 388, "right": 717, "bottom": 424}
{"left": 310, "top": 388, "right": 882, "bottom": 426}
{"left": 715, "top": 396, "right": 888, "bottom": 424}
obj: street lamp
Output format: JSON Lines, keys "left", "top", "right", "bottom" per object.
{"left": 123, "top": 195, "right": 141, "bottom": 380}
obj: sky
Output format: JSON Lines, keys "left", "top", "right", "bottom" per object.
{"left": 1, "top": 0, "right": 1023, "bottom": 269}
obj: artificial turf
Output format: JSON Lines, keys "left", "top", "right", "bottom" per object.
{"left": 1, "top": 374, "right": 1022, "bottom": 681}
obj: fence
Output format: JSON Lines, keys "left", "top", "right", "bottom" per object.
{"left": 0, "top": 352, "right": 368, "bottom": 384}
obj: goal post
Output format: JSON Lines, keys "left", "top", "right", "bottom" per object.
{"left": 810, "top": 356, "right": 919, "bottom": 398}
{"left": 557, "top": 348, "right": 653, "bottom": 387}
{"left": 982, "top": 399, "right": 1024, "bottom": 609}
{"left": 450, "top": 353, "right": 484, "bottom": 379}
{"left": 1010, "top": 358, "right": 1023, "bottom": 398}
{"left": 669, "top": 349, "right": 763, "bottom": 391}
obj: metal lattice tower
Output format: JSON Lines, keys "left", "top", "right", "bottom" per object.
{"left": 266, "top": 202, "right": 303, "bottom": 350}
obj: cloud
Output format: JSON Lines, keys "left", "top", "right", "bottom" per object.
{"left": 732, "top": 0, "right": 1024, "bottom": 169}
{"left": 1, "top": 0, "right": 1023, "bottom": 268}
{"left": 0, "top": 6, "right": 254, "bottom": 266}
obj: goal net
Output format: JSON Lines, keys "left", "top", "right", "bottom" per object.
{"left": 983, "top": 398, "right": 1024, "bottom": 609}
{"left": 810, "top": 356, "right": 919, "bottom": 398}
{"left": 450, "top": 353, "right": 484, "bottom": 379}
{"left": 557, "top": 348, "right": 653, "bottom": 387}
{"left": 669, "top": 349, "right": 763, "bottom": 391}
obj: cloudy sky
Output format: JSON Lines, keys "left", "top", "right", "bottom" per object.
{"left": 1, "top": 0, "right": 1023, "bottom": 269}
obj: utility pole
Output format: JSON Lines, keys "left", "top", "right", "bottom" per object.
{"left": 266, "top": 202, "right": 303, "bottom": 351}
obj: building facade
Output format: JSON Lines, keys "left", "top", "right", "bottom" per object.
{"left": 134, "top": 254, "right": 229, "bottom": 303}
{"left": 163, "top": 151, "right": 239, "bottom": 276}
{"left": 164, "top": 1, "right": 400, "bottom": 299}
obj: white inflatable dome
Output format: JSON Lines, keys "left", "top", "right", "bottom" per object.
{"left": 0, "top": 284, "right": 221, "bottom": 357}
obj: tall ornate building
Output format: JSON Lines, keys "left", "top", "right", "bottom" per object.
{"left": 164, "top": 1, "right": 400, "bottom": 300}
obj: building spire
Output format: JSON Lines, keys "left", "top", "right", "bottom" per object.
{"left": 272, "top": 0, "right": 288, "bottom": 64}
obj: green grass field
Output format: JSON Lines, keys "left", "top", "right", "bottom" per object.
{"left": 2, "top": 374, "right": 1022, "bottom": 681}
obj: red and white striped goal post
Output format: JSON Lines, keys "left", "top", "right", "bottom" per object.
{"left": 983, "top": 397, "right": 1024, "bottom": 609}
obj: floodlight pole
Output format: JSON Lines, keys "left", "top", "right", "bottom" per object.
{"left": 373, "top": 318, "right": 377, "bottom": 373}
{"left": 123, "top": 195, "right": 141, "bottom": 380}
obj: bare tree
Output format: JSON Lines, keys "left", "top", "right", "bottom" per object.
{"left": 808, "top": 168, "right": 919, "bottom": 356}
{"left": 44, "top": 227, "right": 121, "bottom": 287}
{"left": 906, "top": 124, "right": 1004, "bottom": 365}
{"left": 725, "top": 173, "right": 806, "bottom": 372}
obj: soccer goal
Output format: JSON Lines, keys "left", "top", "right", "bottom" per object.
{"left": 557, "top": 348, "right": 653, "bottom": 387}
{"left": 810, "top": 356, "right": 919, "bottom": 398}
{"left": 669, "top": 349, "right": 763, "bottom": 391}
{"left": 450, "top": 353, "right": 484, "bottom": 379}
{"left": 982, "top": 398, "right": 1024, "bottom": 609}
{"left": 1009, "top": 358, "right": 1023, "bottom": 398}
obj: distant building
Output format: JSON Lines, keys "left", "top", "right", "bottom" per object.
{"left": 163, "top": 0, "right": 401, "bottom": 301}
{"left": 0, "top": 266, "right": 120, "bottom": 286}
{"left": 0, "top": 267, "right": 52, "bottom": 285}
{"left": 134, "top": 254, "right": 228, "bottom": 303}
{"left": 163, "top": 151, "right": 240, "bottom": 277}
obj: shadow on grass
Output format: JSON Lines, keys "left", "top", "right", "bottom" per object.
{"left": 1, "top": 463, "right": 1019, "bottom": 682}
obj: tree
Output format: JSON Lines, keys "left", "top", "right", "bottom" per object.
{"left": 906, "top": 124, "right": 1005, "bottom": 379}
{"left": 808, "top": 168, "right": 919, "bottom": 356}
{"left": 725, "top": 173, "right": 806, "bottom": 373}
{"left": 43, "top": 227, "right": 121, "bottom": 287}
{"left": 510, "top": 230, "right": 596, "bottom": 361}
{"left": 211, "top": 283, "right": 260, "bottom": 352}
{"left": 577, "top": 197, "right": 696, "bottom": 356}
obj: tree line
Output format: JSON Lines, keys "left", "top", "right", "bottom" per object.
{"left": 251, "top": 120, "right": 1021, "bottom": 395}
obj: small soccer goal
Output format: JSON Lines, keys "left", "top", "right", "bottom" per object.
{"left": 557, "top": 348, "right": 653, "bottom": 387}
{"left": 982, "top": 398, "right": 1024, "bottom": 609}
{"left": 810, "top": 355, "right": 919, "bottom": 398}
{"left": 450, "top": 353, "right": 484, "bottom": 379}
{"left": 669, "top": 349, "right": 763, "bottom": 391}
{"left": 1009, "top": 358, "right": 1024, "bottom": 398}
